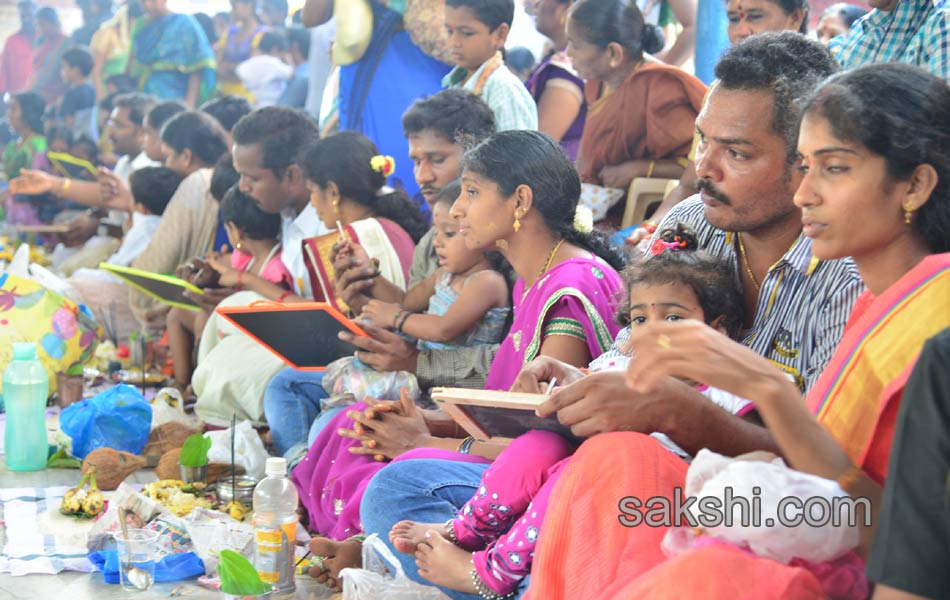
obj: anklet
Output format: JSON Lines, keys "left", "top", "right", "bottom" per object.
{"left": 471, "top": 558, "right": 516, "bottom": 600}
{"left": 444, "top": 519, "right": 458, "bottom": 544}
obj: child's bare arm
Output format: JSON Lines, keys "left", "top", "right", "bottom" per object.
{"left": 400, "top": 270, "right": 439, "bottom": 313}
{"left": 399, "top": 270, "right": 508, "bottom": 343}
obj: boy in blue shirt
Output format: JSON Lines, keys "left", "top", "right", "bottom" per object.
{"left": 58, "top": 46, "right": 97, "bottom": 140}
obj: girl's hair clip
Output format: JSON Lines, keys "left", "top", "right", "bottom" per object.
{"left": 650, "top": 238, "right": 688, "bottom": 256}
{"left": 370, "top": 155, "right": 396, "bottom": 177}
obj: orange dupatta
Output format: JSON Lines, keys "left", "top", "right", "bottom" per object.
{"left": 806, "top": 253, "right": 950, "bottom": 484}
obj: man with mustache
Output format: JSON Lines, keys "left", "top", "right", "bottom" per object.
{"left": 263, "top": 89, "right": 498, "bottom": 460}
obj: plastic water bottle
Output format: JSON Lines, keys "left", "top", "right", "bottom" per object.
{"left": 4, "top": 343, "right": 49, "bottom": 471}
{"left": 253, "top": 457, "right": 299, "bottom": 593}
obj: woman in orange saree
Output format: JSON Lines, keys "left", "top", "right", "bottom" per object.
{"left": 526, "top": 64, "right": 950, "bottom": 600}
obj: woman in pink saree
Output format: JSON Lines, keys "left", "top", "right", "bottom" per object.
{"left": 291, "top": 130, "right": 626, "bottom": 591}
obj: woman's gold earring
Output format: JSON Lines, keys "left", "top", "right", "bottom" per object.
{"left": 904, "top": 201, "right": 914, "bottom": 224}
{"left": 513, "top": 214, "right": 521, "bottom": 233}
{"left": 333, "top": 198, "right": 341, "bottom": 216}
{"left": 560, "top": 14, "right": 566, "bottom": 25}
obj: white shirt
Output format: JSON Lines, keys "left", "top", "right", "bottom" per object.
{"left": 237, "top": 55, "right": 295, "bottom": 108}
{"left": 106, "top": 211, "right": 162, "bottom": 267}
{"left": 306, "top": 19, "right": 336, "bottom": 119}
{"left": 113, "top": 151, "right": 160, "bottom": 184}
{"left": 280, "top": 203, "right": 327, "bottom": 297}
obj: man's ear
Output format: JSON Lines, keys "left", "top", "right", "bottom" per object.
{"left": 284, "top": 163, "right": 304, "bottom": 187}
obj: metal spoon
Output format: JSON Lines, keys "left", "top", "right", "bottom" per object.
{"left": 118, "top": 508, "right": 151, "bottom": 590}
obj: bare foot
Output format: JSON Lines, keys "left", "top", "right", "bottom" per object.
{"left": 390, "top": 520, "right": 449, "bottom": 554}
{"left": 307, "top": 536, "right": 363, "bottom": 592}
{"left": 415, "top": 531, "right": 477, "bottom": 594}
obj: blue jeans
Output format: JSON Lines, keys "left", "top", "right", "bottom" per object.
{"left": 360, "top": 459, "right": 529, "bottom": 600}
{"left": 263, "top": 368, "right": 328, "bottom": 457}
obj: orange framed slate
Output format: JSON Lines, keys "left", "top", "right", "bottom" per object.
{"left": 215, "top": 301, "right": 368, "bottom": 371}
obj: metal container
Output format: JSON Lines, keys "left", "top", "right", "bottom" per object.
{"left": 178, "top": 464, "right": 208, "bottom": 483}
{"left": 217, "top": 475, "right": 259, "bottom": 504}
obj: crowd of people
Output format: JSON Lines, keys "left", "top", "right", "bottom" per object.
{"left": 2, "top": 0, "right": 950, "bottom": 598}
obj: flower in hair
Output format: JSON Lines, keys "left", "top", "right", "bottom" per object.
{"left": 573, "top": 205, "right": 594, "bottom": 234}
{"left": 650, "top": 236, "right": 687, "bottom": 256}
{"left": 370, "top": 155, "right": 396, "bottom": 177}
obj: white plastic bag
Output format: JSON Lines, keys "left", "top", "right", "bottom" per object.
{"left": 341, "top": 534, "right": 450, "bottom": 600}
{"left": 662, "top": 449, "right": 861, "bottom": 564}
{"left": 206, "top": 420, "right": 269, "bottom": 479}
{"left": 150, "top": 387, "right": 203, "bottom": 430}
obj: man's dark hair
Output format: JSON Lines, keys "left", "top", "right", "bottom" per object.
{"left": 200, "top": 95, "right": 252, "bottom": 132}
{"left": 445, "top": 0, "right": 514, "bottom": 31}
{"left": 258, "top": 30, "right": 288, "bottom": 53}
{"left": 114, "top": 92, "right": 155, "bottom": 127}
{"left": 231, "top": 106, "right": 319, "bottom": 178}
{"left": 714, "top": 31, "right": 838, "bottom": 165}
{"left": 220, "top": 186, "right": 282, "bottom": 240}
{"left": 402, "top": 89, "right": 496, "bottom": 145}
{"left": 62, "top": 46, "right": 94, "bottom": 76}
{"left": 160, "top": 111, "right": 229, "bottom": 166}
{"left": 145, "top": 100, "right": 187, "bottom": 131}
{"left": 287, "top": 26, "right": 310, "bottom": 58}
{"left": 129, "top": 166, "right": 183, "bottom": 216}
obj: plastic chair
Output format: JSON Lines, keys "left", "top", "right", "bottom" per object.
{"left": 620, "top": 177, "right": 678, "bottom": 229}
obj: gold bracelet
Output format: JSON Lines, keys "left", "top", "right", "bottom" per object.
{"left": 645, "top": 160, "right": 656, "bottom": 178}
{"left": 60, "top": 177, "right": 71, "bottom": 196}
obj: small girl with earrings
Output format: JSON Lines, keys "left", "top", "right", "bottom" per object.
{"left": 168, "top": 185, "right": 291, "bottom": 387}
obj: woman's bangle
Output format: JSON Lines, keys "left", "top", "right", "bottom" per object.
{"left": 59, "top": 177, "right": 71, "bottom": 196}
{"left": 471, "top": 561, "right": 516, "bottom": 599}
{"left": 645, "top": 160, "right": 656, "bottom": 178}
{"left": 276, "top": 290, "right": 293, "bottom": 303}
{"left": 396, "top": 310, "right": 412, "bottom": 332}
{"left": 392, "top": 310, "right": 406, "bottom": 330}
{"left": 456, "top": 436, "right": 475, "bottom": 454}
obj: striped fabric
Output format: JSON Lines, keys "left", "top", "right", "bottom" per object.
{"left": 0, "top": 486, "right": 95, "bottom": 575}
{"left": 647, "top": 197, "right": 865, "bottom": 393}
{"left": 830, "top": 0, "right": 950, "bottom": 80}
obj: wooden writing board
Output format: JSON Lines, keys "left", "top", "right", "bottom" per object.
{"left": 215, "top": 302, "right": 368, "bottom": 371}
{"left": 431, "top": 387, "right": 583, "bottom": 444}
{"left": 99, "top": 263, "right": 204, "bottom": 311}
